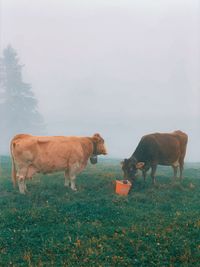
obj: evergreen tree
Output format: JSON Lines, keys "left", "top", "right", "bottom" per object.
{"left": 0, "top": 45, "right": 45, "bottom": 154}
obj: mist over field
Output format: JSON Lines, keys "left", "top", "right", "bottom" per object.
{"left": 0, "top": 3, "right": 200, "bottom": 266}
{"left": 0, "top": 0, "right": 199, "bottom": 161}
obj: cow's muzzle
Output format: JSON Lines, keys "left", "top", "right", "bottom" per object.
{"left": 124, "top": 174, "right": 136, "bottom": 181}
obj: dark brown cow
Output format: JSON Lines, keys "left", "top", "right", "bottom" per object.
{"left": 121, "top": 131, "right": 188, "bottom": 184}
{"left": 10, "top": 133, "right": 107, "bottom": 194}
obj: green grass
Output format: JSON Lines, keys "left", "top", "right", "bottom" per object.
{"left": 0, "top": 156, "right": 200, "bottom": 266}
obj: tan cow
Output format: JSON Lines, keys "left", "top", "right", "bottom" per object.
{"left": 10, "top": 133, "right": 107, "bottom": 194}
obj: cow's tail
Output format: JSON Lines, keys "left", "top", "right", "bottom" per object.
{"left": 10, "top": 140, "right": 17, "bottom": 187}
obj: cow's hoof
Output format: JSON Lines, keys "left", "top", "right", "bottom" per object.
{"left": 71, "top": 187, "right": 77, "bottom": 192}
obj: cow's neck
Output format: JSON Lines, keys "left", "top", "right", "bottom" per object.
{"left": 130, "top": 154, "right": 138, "bottom": 163}
{"left": 131, "top": 142, "right": 145, "bottom": 162}
{"left": 130, "top": 150, "right": 145, "bottom": 163}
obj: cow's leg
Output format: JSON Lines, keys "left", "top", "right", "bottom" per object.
{"left": 172, "top": 165, "right": 178, "bottom": 179}
{"left": 24, "top": 181, "right": 28, "bottom": 193}
{"left": 64, "top": 170, "right": 70, "bottom": 187}
{"left": 18, "top": 177, "right": 26, "bottom": 194}
{"left": 17, "top": 167, "right": 28, "bottom": 194}
{"left": 27, "top": 165, "right": 37, "bottom": 180}
{"left": 179, "top": 160, "right": 184, "bottom": 180}
{"left": 69, "top": 175, "right": 77, "bottom": 191}
{"left": 142, "top": 165, "right": 150, "bottom": 182}
{"left": 151, "top": 164, "right": 157, "bottom": 185}
{"left": 172, "top": 160, "right": 179, "bottom": 179}
{"left": 142, "top": 170, "right": 147, "bottom": 182}
{"left": 68, "top": 162, "right": 84, "bottom": 191}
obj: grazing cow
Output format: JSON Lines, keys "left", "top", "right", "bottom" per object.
{"left": 121, "top": 131, "right": 188, "bottom": 184}
{"left": 10, "top": 133, "right": 107, "bottom": 194}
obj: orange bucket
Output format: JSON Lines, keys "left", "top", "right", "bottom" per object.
{"left": 115, "top": 180, "right": 132, "bottom": 196}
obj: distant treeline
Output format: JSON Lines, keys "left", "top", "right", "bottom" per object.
{"left": 0, "top": 46, "right": 45, "bottom": 154}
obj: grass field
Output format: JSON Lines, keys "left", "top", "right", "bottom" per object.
{"left": 0, "top": 156, "right": 200, "bottom": 266}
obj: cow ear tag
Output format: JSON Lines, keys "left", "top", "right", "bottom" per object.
{"left": 136, "top": 162, "right": 145, "bottom": 169}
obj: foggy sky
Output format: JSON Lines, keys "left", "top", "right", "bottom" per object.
{"left": 1, "top": 0, "right": 200, "bottom": 161}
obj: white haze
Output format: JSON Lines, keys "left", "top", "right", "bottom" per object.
{"left": 0, "top": 0, "right": 200, "bottom": 161}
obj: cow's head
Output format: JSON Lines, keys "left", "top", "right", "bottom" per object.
{"left": 121, "top": 157, "right": 144, "bottom": 180}
{"left": 90, "top": 133, "right": 107, "bottom": 164}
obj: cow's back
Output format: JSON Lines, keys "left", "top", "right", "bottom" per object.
{"left": 135, "top": 132, "right": 184, "bottom": 165}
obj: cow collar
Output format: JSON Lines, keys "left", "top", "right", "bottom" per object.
{"left": 92, "top": 141, "right": 98, "bottom": 156}
{"left": 90, "top": 139, "right": 98, "bottom": 165}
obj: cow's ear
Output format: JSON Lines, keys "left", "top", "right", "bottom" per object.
{"left": 92, "top": 133, "right": 101, "bottom": 143}
{"left": 136, "top": 162, "right": 145, "bottom": 169}
{"left": 93, "top": 133, "right": 101, "bottom": 138}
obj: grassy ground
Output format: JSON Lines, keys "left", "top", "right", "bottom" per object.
{"left": 0, "top": 156, "right": 200, "bottom": 266}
